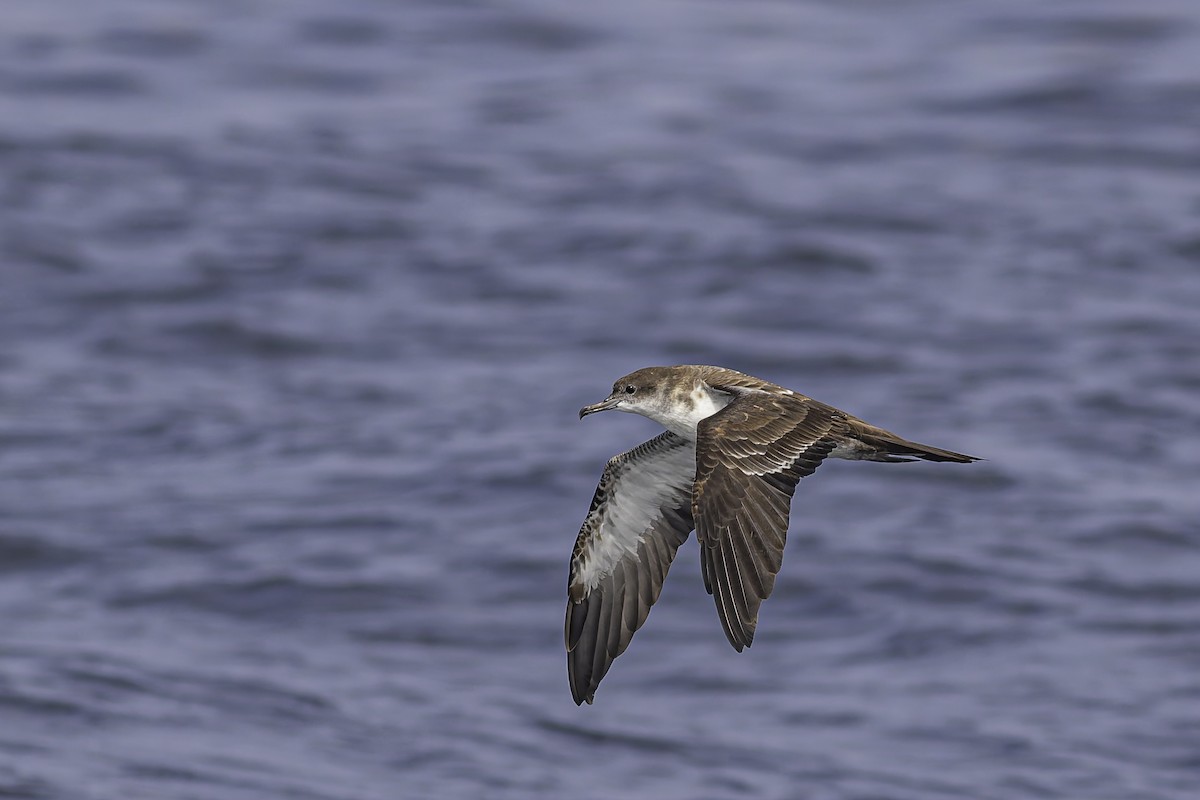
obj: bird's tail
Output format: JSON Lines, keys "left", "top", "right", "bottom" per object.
{"left": 855, "top": 425, "right": 980, "bottom": 463}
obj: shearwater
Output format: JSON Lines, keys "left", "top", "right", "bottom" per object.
{"left": 566, "top": 364, "right": 979, "bottom": 705}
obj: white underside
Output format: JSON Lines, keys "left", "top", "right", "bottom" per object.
{"left": 622, "top": 385, "right": 733, "bottom": 440}
{"left": 574, "top": 436, "right": 695, "bottom": 590}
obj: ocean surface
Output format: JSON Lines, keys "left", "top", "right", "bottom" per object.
{"left": 2, "top": 1, "right": 1200, "bottom": 798}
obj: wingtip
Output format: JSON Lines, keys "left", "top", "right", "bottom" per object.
{"left": 719, "top": 622, "right": 754, "bottom": 652}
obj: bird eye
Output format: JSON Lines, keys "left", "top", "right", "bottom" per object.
{"left": 624, "top": 385, "right": 636, "bottom": 394}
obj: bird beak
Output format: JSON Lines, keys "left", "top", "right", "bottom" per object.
{"left": 579, "top": 396, "right": 622, "bottom": 419}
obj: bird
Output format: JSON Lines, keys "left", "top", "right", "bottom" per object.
{"left": 565, "top": 364, "right": 978, "bottom": 704}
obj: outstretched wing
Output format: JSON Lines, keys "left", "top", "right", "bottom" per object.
{"left": 566, "top": 432, "right": 696, "bottom": 705}
{"left": 692, "top": 389, "right": 846, "bottom": 651}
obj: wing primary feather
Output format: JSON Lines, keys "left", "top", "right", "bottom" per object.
{"left": 719, "top": 521, "right": 754, "bottom": 639}
{"left": 591, "top": 578, "right": 616, "bottom": 686}
{"left": 565, "top": 599, "right": 584, "bottom": 651}
{"left": 569, "top": 595, "right": 603, "bottom": 704}
{"left": 727, "top": 514, "right": 768, "bottom": 601}
{"left": 619, "top": 558, "right": 641, "bottom": 636}
{"left": 701, "top": 546, "right": 741, "bottom": 649}
{"left": 710, "top": 543, "right": 751, "bottom": 649}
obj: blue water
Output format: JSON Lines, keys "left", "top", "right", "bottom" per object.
{"left": 3, "top": 1, "right": 1200, "bottom": 798}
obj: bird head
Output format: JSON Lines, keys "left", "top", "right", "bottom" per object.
{"left": 578, "top": 367, "right": 671, "bottom": 419}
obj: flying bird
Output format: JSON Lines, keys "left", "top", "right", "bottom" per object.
{"left": 566, "top": 364, "right": 978, "bottom": 704}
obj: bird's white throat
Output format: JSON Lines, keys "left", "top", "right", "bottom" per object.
{"left": 626, "top": 384, "right": 733, "bottom": 440}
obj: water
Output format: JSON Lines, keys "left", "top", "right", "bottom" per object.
{"left": 2, "top": 0, "right": 1200, "bottom": 797}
